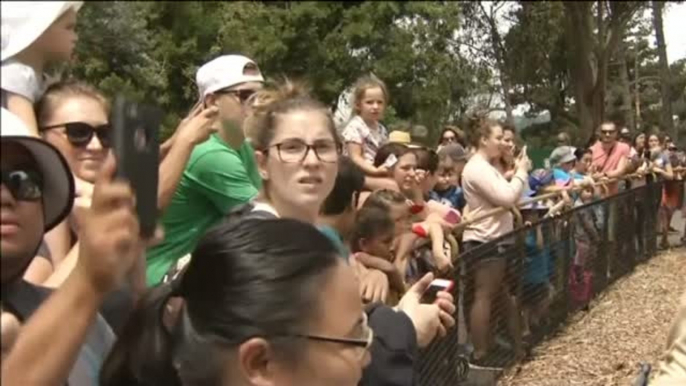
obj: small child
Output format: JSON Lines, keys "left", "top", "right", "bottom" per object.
{"left": 2, "top": 1, "right": 83, "bottom": 134}
{"left": 351, "top": 207, "right": 406, "bottom": 306}
{"left": 570, "top": 185, "right": 600, "bottom": 308}
{"left": 430, "top": 143, "right": 468, "bottom": 211}
{"left": 521, "top": 208, "right": 554, "bottom": 337}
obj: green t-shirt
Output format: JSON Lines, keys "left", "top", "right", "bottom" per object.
{"left": 145, "top": 134, "right": 262, "bottom": 286}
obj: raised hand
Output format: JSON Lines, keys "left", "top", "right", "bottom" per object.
{"left": 176, "top": 102, "right": 219, "bottom": 146}
{"left": 75, "top": 154, "right": 162, "bottom": 296}
{"left": 396, "top": 273, "right": 456, "bottom": 348}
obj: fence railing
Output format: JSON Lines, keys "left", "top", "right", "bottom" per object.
{"left": 415, "top": 179, "right": 668, "bottom": 385}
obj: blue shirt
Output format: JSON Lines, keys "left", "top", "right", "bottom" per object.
{"left": 524, "top": 231, "right": 552, "bottom": 285}
{"left": 429, "top": 186, "right": 465, "bottom": 211}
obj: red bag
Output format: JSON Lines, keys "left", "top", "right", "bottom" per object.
{"left": 569, "top": 265, "right": 593, "bottom": 306}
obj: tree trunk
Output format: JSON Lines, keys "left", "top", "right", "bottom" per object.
{"left": 563, "top": 1, "right": 639, "bottom": 142}
{"left": 651, "top": 1, "right": 675, "bottom": 139}
{"left": 634, "top": 45, "right": 642, "bottom": 130}
{"left": 617, "top": 39, "right": 635, "bottom": 130}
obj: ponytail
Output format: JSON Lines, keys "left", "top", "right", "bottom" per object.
{"left": 100, "top": 284, "right": 181, "bottom": 386}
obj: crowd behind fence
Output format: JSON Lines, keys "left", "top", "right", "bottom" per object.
{"left": 416, "top": 179, "right": 670, "bottom": 385}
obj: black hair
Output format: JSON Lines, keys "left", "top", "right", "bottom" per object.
{"left": 574, "top": 147, "right": 591, "bottom": 161}
{"left": 413, "top": 147, "right": 439, "bottom": 174}
{"left": 100, "top": 219, "right": 340, "bottom": 386}
{"left": 373, "top": 143, "right": 412, "bottom": 168}
{"left": 350, "top": 206, "right": 395, "bottom": 253}
{"left": 321, "top": 157, "right": 365, "bottom": 216}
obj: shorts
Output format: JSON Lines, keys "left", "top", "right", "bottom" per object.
{"left": 463, "top": 240, "right": 514, "bottom": 265}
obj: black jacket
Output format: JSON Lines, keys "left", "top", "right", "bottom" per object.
{"left": 360, "top": 303, "right": 418, "bottom": 386}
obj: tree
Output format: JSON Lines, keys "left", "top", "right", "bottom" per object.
{"left": 651, "top": 1, "right": 675, "bottom": 139}
{"left": 562, "top": 1, "right": 643, "bottom": 141}
{"left": 70, "top": 1, "right": 473, "bottom": 141}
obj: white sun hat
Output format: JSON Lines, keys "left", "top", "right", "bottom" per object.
{"left": 196, "top": 55, "right": 264, "bottom": 99}
{"left": 1, "top": 1, "right": 83, "bottom": 62}
{"left": 1, "top": 108, "right": 74, "bottom": 231}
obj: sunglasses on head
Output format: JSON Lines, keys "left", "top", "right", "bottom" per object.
{"left": 1, "top": 167, "right": 43, "bottom": 202}
{"left": 216, "top": 88, "right": 257, "bottom": 104}
{"left": 41, "top": 122, "right": 112, "bottom": 148}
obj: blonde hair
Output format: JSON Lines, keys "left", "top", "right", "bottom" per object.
{"left": 36, "top": 80, "right": 110, "bottom": 127}
{"left": 246, "top": 78, "right": 341, "bottom": 151}
{"left": 351, "top": 74, "right": 389, "bottom": 115}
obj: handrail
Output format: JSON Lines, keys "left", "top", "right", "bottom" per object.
{"left": 454, "top": 169, "right": 681, "bottom": 231}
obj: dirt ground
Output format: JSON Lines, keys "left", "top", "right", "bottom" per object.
{"left": 499, "top": 245, "right": 686, "bottom": 386}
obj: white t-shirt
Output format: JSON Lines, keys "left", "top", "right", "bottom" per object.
{"left": 341, "top": 116, "right": 388, "bottom": 164}
{"left": 0, "top": 59, "right": 45, "bottom": 102}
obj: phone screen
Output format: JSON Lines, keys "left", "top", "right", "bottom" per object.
{"left": 420, "top": 279, "right": 454, "bottom": 304}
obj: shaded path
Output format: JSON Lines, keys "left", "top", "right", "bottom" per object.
{"left": 499, "top": 245, "right": 685, "bottom": 386}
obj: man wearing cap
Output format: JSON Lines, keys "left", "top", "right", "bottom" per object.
{"left": 0, "top": 107, "right": 124, "bottom": 384}
{"left": 145, "top": 55, "right": 264, "bottom": 286}
{"left": 547, "top": 146, "right": 594, "bottom": 192}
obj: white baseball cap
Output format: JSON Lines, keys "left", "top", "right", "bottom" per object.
{"left": 1, "top": 1, "right": 83, "bottom": 62}
{"left": 196, "top": 55, "right": 264, "bottom": 99}
{"left": 1, "top": 108, "right": 74, "bottom": 231}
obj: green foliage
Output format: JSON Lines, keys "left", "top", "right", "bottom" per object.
{"left": 70, "top": 1, "right": 469, "bottom": 141}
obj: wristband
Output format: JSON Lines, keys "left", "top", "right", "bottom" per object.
{"left": 412, "top": 223, "right": 429, "bottom": 238}
{"left": 409, "top": 204, "right": 425, "bottom": 215}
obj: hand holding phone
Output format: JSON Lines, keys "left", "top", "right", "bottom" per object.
{"left": 111, "top": 96, "right": 162, "bottom": 238}
{"left": 420, "top": 279, "right": 454, "bottom": 304}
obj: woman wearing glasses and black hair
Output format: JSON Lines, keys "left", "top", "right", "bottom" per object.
{"left": 101, "top": 218, "right": 374, "bottom": 386}
{"left": 225, "top": 80, "right": 455, "bottom": 386}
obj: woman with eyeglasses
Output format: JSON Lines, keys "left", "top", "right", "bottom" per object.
{"left": 229, "top": 80, "right": 455, "bottom": 386}
{"left": 437, "top": 125, "right": 466, "bottom": 150}
{"left": 101, "top": 218, "right": 374, "bottom": 386}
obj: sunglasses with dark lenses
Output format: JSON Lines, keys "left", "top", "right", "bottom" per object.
{"left": 1, "top": 167, "right": 43, "bottom": 201}
{"left": 42, "top": 122, "right": 112, "bottom": 148}
{"left": 216, "top": 88, "right": 257, "bottom": 104}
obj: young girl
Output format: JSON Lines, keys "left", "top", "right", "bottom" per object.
{"left": 351, "top": 207, "right": 406, "bottom": 306}
{"left": 342, "top": 74, "right": 390, "bottom": 177}
{"left": 1, "top": 1, "right": 82, "bottom": 135}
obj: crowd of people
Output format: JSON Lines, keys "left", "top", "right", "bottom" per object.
{"left": 1, "top": 2, "right": 685, "bottom": 385}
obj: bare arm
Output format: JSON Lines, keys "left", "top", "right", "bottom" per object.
{"left": 6, "top": 93, "right": 38, "bottom": 137}
{"left": 157, "top": 105, "right": 218, "bottom": 212}
{"left": 347, "top": 143, "right": 386, "bottom": 176}
{"left": 355, "top": 252, "right": 405, "bottom": 292}
{"left": 1, "top": 270, "right": 104, "bottom": 385}
{"left": 606, "top": 155, "right": 628, "bottom": 179}
{"left": 157, "top": 139, "right": 195, "bottom": 212}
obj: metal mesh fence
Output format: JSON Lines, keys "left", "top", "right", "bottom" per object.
{"left": 415, "top": 180, "right": 665, "bottom": 385}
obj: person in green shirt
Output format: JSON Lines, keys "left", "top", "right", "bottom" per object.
{"left": 146, "top": 55, "right": 264, "bottom": 286}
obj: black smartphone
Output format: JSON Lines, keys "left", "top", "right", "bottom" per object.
{"left": 111, "top": 95, "right": 162, "bottom": 238}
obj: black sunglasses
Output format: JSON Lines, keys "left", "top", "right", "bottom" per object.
{"left": 215, "top": 88, "right": 257, "bottom": 104}
{"left": 41, "top": 122, "right": 111, "bottom": 148}
{"left": 1, "top": 167, "right": 43, "bottom": 202}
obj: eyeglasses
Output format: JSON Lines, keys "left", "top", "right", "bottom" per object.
{"left": 1, "top": 167, "right": 43, "bottom": 201}
{"left": 268, "top": 139, "right": 340, "bottom": 163}
{"left": 296, "top": 313, "right": 374, "bottom": 360}
{"left": 600, "top": 130, "right": 616, "bottom": 136}
{"left": 41, "top": 122, "right": 111, "bottom": 148}
{"left": 216, "top": 88, "right": 257, "bottom": 104}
